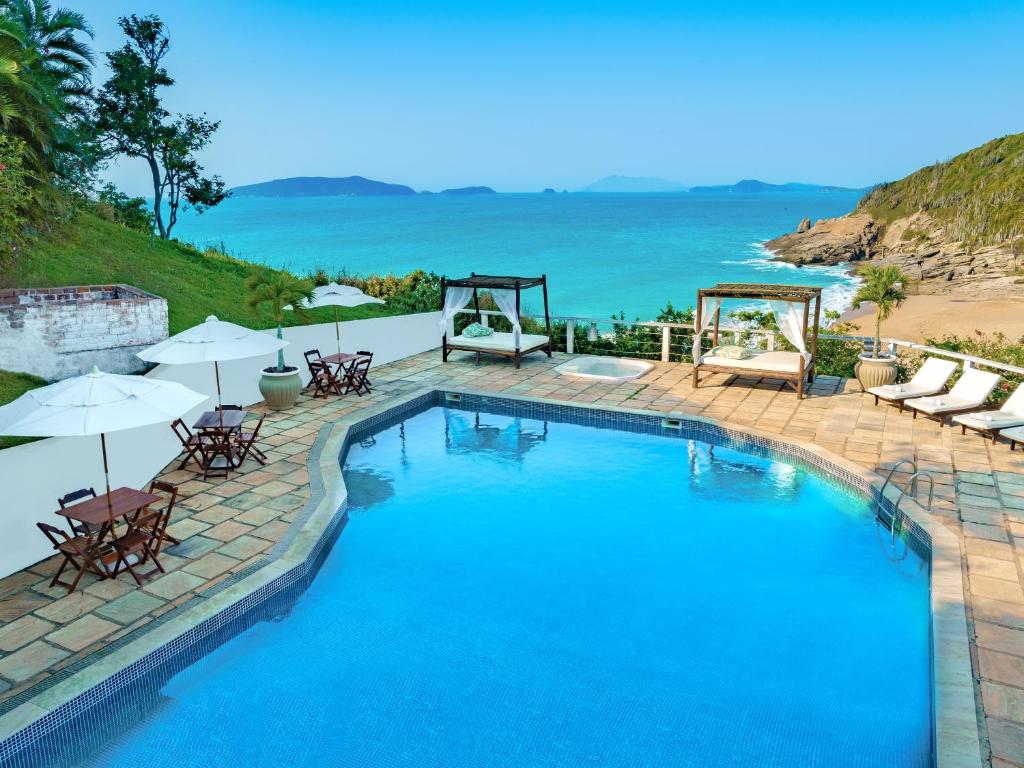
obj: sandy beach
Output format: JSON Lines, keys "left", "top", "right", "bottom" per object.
{"left": 839, "top": 294, "right": 1024, "bottom": 342}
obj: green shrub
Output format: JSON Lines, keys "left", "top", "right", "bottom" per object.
{"left": 0, "top": 135, "right": 32, "bottom": 271}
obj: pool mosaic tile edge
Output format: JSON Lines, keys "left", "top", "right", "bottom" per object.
{"left": 0, "top": 388, "right": 982, "bottom": 768}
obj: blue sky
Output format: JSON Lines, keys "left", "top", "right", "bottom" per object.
{"left": 74, "top": 1, "right": 1024, "bottom": 194}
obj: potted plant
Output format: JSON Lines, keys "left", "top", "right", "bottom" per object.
{"left": 851, "top": 264, "right": 908, "bottom": 391}
{"left": 246, "top": 270, "right": 314, "bottom": 409}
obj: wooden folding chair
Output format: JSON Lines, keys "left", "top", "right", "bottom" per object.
{"left": 140, "top": 480, "right": 181, "bottom": 555}
{"left": 36, "top": 523, "right": 111, "bottom": 594}
{"left": 110, "top": 510, "right": 165, "bottom": 585}
{"left": 345, "top": 357, "right": 373, "bottom": 397}
{"left": 234, "top": 415, "right": 267, "bottom": 466}
{"left": 58, "top": 488, "right": 102, "bottom": 536}
{"left": 356, "top": 350, "right": 374, "bottom": 389}
{"left": 201, "top": 428, "right": 235, "bottom": 480}
{"left": 171, "top": 418, "right": 209, "bottom": 470}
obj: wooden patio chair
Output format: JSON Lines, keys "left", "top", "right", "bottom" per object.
{"left": 234, "top": 415, "right": 267, "bottom": 466}
{"left": 356, "top": 350, "right": 374, "bottom": 388}
{"left": 36, "top": 523, "right": 111, "bottom": 593}
{"left": 171, "top": 418, "right": 209, "bottom": 470}
{"left": 345, "top": 357, "right": 373, "bottom": 397}
{"left": 109, "top": 508, "right": 165, "bottom": 585}
{"left": 58, "top": 487, "right": 103, "bottom": 536}
{"left": 140, "top": 480, "right": 181, "bottom": 555}
{"left": 201, "top": 428, "right": 235, "bottom": 480}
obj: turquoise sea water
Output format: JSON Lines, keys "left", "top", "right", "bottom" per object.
{"left": 80, "top": 406, "right": 930, "bottom": 768}
{"left": 174, "top": 192, "right": 862, "bottom": 319}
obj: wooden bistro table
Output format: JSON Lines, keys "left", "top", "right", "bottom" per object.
{"left": 55, "top": 487, "right": 162, "bottom": 544}
{"left": 193, "top": 409, "right": 248, "bottom": 432}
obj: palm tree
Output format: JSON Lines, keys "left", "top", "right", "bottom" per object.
{"left": 0, "top": 1, "right": 92, "bottom": 176}
{"left": 245, "top": 271, "right": 315, "bottom": 372}
{"left": 852, "top": 265, "right": 908, "bottom": 358}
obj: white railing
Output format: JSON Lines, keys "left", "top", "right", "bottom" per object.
{"left": 455, "top": 309, "right": 1024, "bottom": 377}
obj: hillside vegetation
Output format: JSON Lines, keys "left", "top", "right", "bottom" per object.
{"left": 7, "top": 209, "right": 403, "bottom": 335}
{"left": 858, "top": 132, "right": 1024, "bottom": 245}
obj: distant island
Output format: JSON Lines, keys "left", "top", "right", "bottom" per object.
{"left": 689, "top": 179, "right": 867, "bottom": 194}
{"left": 232, "top": 176, "right": 416, "bottom": 197}
{"left": 440, "top": 186, "right": 496, "bottom": 195}
{"left": 581, "top": 175, "right": 687, "bottom": 193}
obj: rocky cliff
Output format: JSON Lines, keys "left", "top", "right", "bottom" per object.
{"left": 765, "top": 134, "right": 1024, "bottom": 298}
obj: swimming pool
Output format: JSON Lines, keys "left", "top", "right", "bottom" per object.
{"left": 61, "top": 402, "right": 930, "bottom": 767}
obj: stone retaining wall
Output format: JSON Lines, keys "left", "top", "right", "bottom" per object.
{"left": 0, "top": 284, "right": 168, "bottom": 380}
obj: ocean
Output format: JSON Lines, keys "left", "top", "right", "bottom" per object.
{"left": 173, "top": 191, "right": 862, "bottom": 320}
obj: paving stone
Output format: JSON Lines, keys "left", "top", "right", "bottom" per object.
{"left": 164, "top": 535, "right": 221, "bottom": 560}
{"left": 960, "top": 506, "right": 1006, "bottom": 526}
{"left": 0, "top": 592, "right": 51, "bottom": 623}
{"left": 142, "top": 572, "right": 205, "bottom": 601}
{"left": 969, "top": 555, "right": 1021, "bottom": 582}
{"left": 46, "top": 615, "right": 119, "bottom": 652}
{"left": 235, "top": 507, "right": 281, "bottom": 527}
{"left": 0, "top": 614, "right": 55, "bottom": 652}
{"left": 976, "top": 623, "right": 1024, "bottom": 657}
{"left": 982, "top": 681, "right": 1024, "bottom": 723}
{"left": 963, "top": 521, "right": 1010, "bottom": 543}
{"left": 978, "top": 647, "right": 1024, "bottom": 689}
{"left": 34, "top": 592, "right": 102, "bottom": 624}
{"left": 165, "top": 518, "right": 211, "bottom": 541}
{"left": 182, "top": 553, "right": 240, "bottom": 579}
{"left": 204, "top": 520, "right": 255, "bottom": 542}
{"left": 216, "top": 535, "right": 270, "bottom": 561}
{"left": 95, "top": 591, "right": 166, "bottom": 624}
{"left": 0, "top": 641, "right": 69, "bottom": 683}
{"left": 84, "top": 578, "right": 134, "bottom": 601}
{"left": 0, "top": 571, "right": 42, "bottom": 599}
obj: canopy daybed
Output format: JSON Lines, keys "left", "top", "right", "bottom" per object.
{"left": 690, "top": 283, "right": 822, "bottom": 399}
{"left": 440, "top": 274, "right": 552, "bottom": 369}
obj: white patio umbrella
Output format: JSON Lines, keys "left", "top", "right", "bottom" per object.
{"left": 288, "top": 283, "right": 384, "bottom": 355}
{"left": 137, "top": 315, "right": 288, "bottom": 417}
{"left": 0, "top": 368, "right": 208, "bottom": 512}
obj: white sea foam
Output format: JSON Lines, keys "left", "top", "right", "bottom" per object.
{"left": 720, "top": 242, "right": 861, "bottom": 316}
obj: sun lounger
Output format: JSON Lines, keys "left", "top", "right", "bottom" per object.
{"left": 867, "top": 358, "right": 959, "bottom": 411}
{"left": 904, "top": 368, "right": 1002, "bottom": 424}
{"left": 952, "top": 383, "right": 1024, "bottom": 442}
{"left": 1004, "top": 425, "right": 1024, "bottom": 451}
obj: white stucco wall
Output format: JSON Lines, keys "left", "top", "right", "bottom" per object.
{"left": 0, "top": 311, "right": 442, "bottom": 579}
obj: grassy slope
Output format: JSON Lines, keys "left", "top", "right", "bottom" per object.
{"left": 0, "top": 370, "right": 46, "bottom": 448}
{"left": 0, "top": 209, "right": 412, "bottom": 421}
{"left": 11, "top": 210, "right": 396, "bottom": 334}
{"left": 858, "top": 132, "right": 1024, "bottom": 245}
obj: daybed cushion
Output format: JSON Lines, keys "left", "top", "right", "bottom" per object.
{"left": 699, "top": 350, "right": 810, "bottom": 374}
{"left": 952, "top": 411, "right": 1024, "bottom": 431}
{"left": 449, "top": 332, "right": 549, "bottom": 352}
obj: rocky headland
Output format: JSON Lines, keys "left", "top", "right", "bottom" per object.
{"left": 765, "top": 133, "right": 1024, "bottom": 300}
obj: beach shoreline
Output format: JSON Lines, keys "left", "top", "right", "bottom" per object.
{"left": 837, "top": 295, "right": 1024, "bottom": 342}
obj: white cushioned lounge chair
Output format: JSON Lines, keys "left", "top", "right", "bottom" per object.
{"left": 904, "top": 368, "right": 1002, "bottom": 424}
{"left": 952, "top": 383, "right": 1024, "bottom": 443}
{"left": 867, "top": 357, "right": 959, "bottom": 412}
{"left": 1003, "top": 425, "right": 1024, "bottom": 451}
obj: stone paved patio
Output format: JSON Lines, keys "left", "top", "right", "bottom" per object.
{"left": 0, "top": 349, "right": 1022, "bottom": 766}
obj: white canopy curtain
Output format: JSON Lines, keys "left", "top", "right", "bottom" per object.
{"left": 691, "top": 296, "right": 722, "bottom": 364}
{"left": 490, "top": 289, "right": 522, "bottom": 347}
{"left": 439, "top": 286, "right": 474, "bottom": 337}
{"left": 768, "top": 300, "right": 808, "bottom": 357}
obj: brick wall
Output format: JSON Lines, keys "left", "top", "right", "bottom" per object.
{"left": 0, "top": 284, "right": 169, "bottom": 380}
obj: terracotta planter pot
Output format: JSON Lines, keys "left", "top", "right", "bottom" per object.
{"left": 259, "top": 367, "right": 302, "bottom": 410}
{"left": 854, "top": 354, "right": 898, "bottom": 392}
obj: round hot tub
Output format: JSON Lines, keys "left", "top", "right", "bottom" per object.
{"left": 555, "top": 355, "right": 654, "bottom": 382}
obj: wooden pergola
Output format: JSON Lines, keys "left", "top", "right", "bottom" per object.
{"left": 440, "top": 274, "right": 552, "bottom": 369}
{"left": 692, "top": 283, "right": 823, "bottom": 398}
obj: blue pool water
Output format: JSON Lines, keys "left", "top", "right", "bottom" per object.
{"left": 82, "top": 407, "right": 930, "bottom": 767}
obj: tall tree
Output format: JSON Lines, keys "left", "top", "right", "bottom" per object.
{"left": 95, "top": 14, "right": 226, "bottom": 239}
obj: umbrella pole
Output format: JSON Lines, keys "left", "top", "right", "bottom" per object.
{"left": 100, "top": 432, "right": 113, "bottom": 518}
{"left": 215, "top": 361, "right": 224, "bottom": 427}
{"left": 334, "top": 306, "right": 341, "bottom": 356}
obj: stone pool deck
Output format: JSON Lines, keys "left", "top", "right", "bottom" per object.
{"left": 0, "top": 350, "right": 1022, "bottom": 766}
